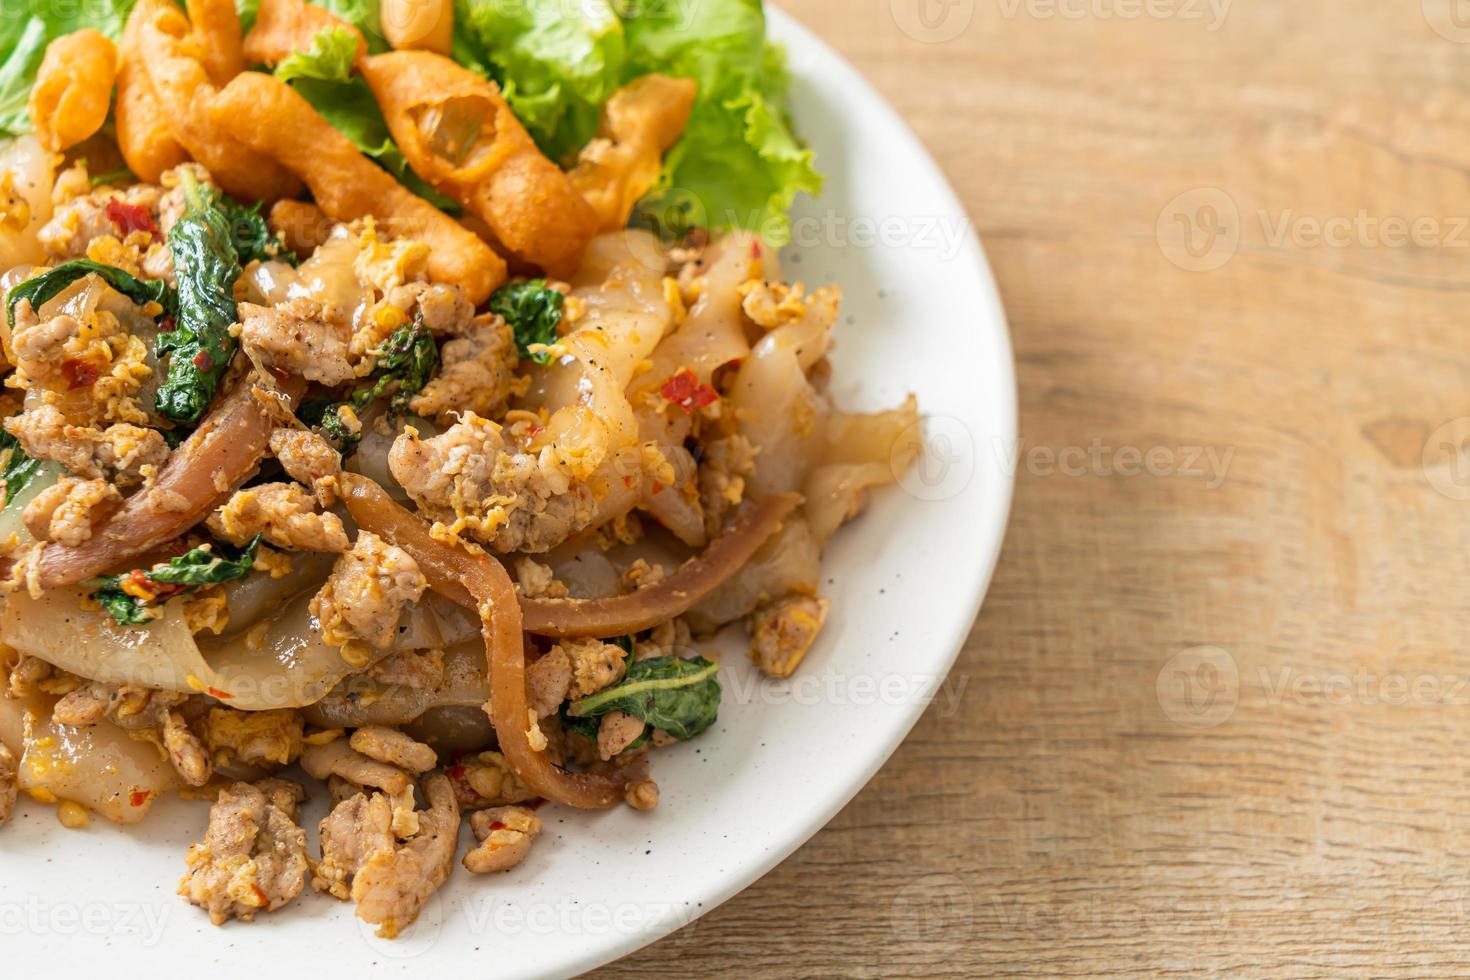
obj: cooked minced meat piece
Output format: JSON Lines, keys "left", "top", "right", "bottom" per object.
{"left": 597, "top": 712, "right": 646, "bottom": 761}
{"left": 445, "top": 751, "right": 537, "bottom": 810}
{"left": 5, "top": 405, "right": 168, "bottom": 487}
{"left": 300, "top": 736, "right": 418, "bottom": 836}
{"left": 407, "top": 317, "right": 519, "bottom": 424}
{"left": 22, "top": 477, "right": 121, "bottom": 546}
{"left": 388, "top": 412, "right": 597, "bottom": 554}
{"left": 178, "top": 780, "right": 309, "bottom": 925}
{"left": 238, "top": 298, "right": 370, "bottom": 387}
{"left": 207, "top": 482, "right": 350, "bottom": 553}
{"left": 310, "top": 532, "right": 427, "bottom": 650}
{"left": 462, "top": 805, "right": 541, "bottom": 874}
{"left": 349, "top": 726, "right": 437, "bottom": 774}
{"left": 269, "top": 428, "right": 342, "bottom": 504}
{"left": 315, "top": 774, "right": 460, "bottom": 939}
{"left": 313, "top": 790, "right": 393, "bottom": 901}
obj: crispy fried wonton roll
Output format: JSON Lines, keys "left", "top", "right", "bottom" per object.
{"left": 27, "top": 29, "right": 118, "bottom": 153}
{"left": 185, "top": 0, "right": 245, "bottom": 84}
{"left": 212, "top": 72, "right": 504, "bottom": 303}
{"left": 570, "top": 74, "right": 697, "bottom": 233}
{"left": 359, "top": 51, "right": 597, "bottom": 279}
{"left": 117, "top": 2, "right": 190, "bottom": 180}
{"left": 140, "top": 7, "right": 302, "bottom": 203}
{"left": 244, "top": 0, "right": 368, "bottom": 67}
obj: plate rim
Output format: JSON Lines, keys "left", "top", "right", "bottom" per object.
{"left": 551, "top": 7, "right": 1019, "bottom": 976}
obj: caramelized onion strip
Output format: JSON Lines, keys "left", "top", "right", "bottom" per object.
{"left": 520, "top": 493, "right": 802, "bottom": 637}
{"left": 342, "top": 473, "right": 800, "bottom": 638}
{"left": 33, "top": 374, "right": 304, "bottom": 588}
{"left": 340, "top": 473, "right": 635, "bottom": 809}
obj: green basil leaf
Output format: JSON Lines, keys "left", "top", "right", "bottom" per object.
{"left": 566, "top": 655, "right": 720, "bottom": 741}
{"left": 88, "top": 534, "right": 263, "bottom": 626}
{"left": 7, "top": 260, "right": 177, "bottom": 330}
{"left": 489, "top": 279, "right": 563, "bottom": 365}
{"left": 154, "top": 172, "right": 241, "bottom": 424}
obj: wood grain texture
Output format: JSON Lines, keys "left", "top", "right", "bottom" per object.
{"left": 596, "top": 1, "right": 1470, "bottom": 975}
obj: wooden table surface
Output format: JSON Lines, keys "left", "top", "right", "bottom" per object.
{"left": 599, "top": 0, "right": 1470, "bottom": 975}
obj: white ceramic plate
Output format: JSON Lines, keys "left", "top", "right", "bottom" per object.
{"left": 0, "top": 9, "right": 1015, "bottom": 978}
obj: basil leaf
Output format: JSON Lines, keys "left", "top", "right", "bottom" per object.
{"left": 146, "top": 534, "right": 263, "bottom": 587}
{"left": 7, "top": 259, "right": 177, "bottom": 330}
{"left": 213, "top": 193, "right": 296, "bottom": 266}
{"left": 566, "top": 655, "right": 721, "bottom": 741}
{"left": 155, "top": 173, "right": 241, "bottom": 424}
{"left": 87, "top": 534, "right": 263, "bottom": 626}
{"left": 311, "top": 317, "right": 437, "bottom": 452}
{"left": 489, "top": 279, "right": 564, "bottom": 365}
{"left": 89, "top": 587, "right": 157, "bottom": 626}
{"left": 0, "top": 425, "right": 45, "bottom": 510}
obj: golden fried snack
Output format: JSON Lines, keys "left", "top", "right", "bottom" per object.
{"left": 244, "top": 0, "right": 367, "bottom": 67}
{"left": 27, "top": 29, "right": 118, "bottom": 152}
{"left": 381, "top": 0, "right": 452, "bottom": 55}
{"left": 212, "top": 72, "right": 504, "bottom": 303}
{"left": 140, "top": 6, "right": 303, "bottom": 203}
{"left": 570, "top": 74, "right": 697, "bottom": 232}
{"left": 268, "top": 199, "right": 334, "bottom": 257}
{"left": 359, "top": 51, "right": 597, "bottom": 279}
{"left": 185, "top": 0, "right": 245, "bottom": 84}
{"left": 117, "top": 1, "right": 189, "bottom": 181}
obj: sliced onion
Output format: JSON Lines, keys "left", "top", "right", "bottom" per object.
{"left": 0, "top": 583, "right": 390, "bottom": 711}
{"left": 519, "top": 492, "right": 801, "bottom": 637}
{"left": 342, "top": 471, "right": 799, "bottom": 638}
{"left": 339, "top": 473, "right": 641, "bottom": 809}
{"left": 32, "top": 373, "right": 305, "bottom": 588}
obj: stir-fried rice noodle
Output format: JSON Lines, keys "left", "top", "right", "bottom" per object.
{"left": 0, "top": 19, "right": 923, "bottom": 932}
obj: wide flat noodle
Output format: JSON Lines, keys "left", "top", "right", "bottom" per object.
{"left": 0, "top": 691, "right": 178, "bottom": 823}
{"left": 1, "top": 587, "right": 390, "bottom": 710}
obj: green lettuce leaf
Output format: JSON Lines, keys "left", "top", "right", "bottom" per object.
{"left": 621, "top": 0, "right": 821, "bottom": 245}
{"left": 0, "top": 2, "right": 137, "bottom": 136}
{"left": 237, "top": 0, "right": 387, "bottom": 50}
{"left": 454, "top": 0, "right": 820, "bottom": 243}
{"left": 454, "top": 0, "right": 625, "bottom": 164}
{"left": 275, "top": 24, "right": 359, "bottom": 83}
